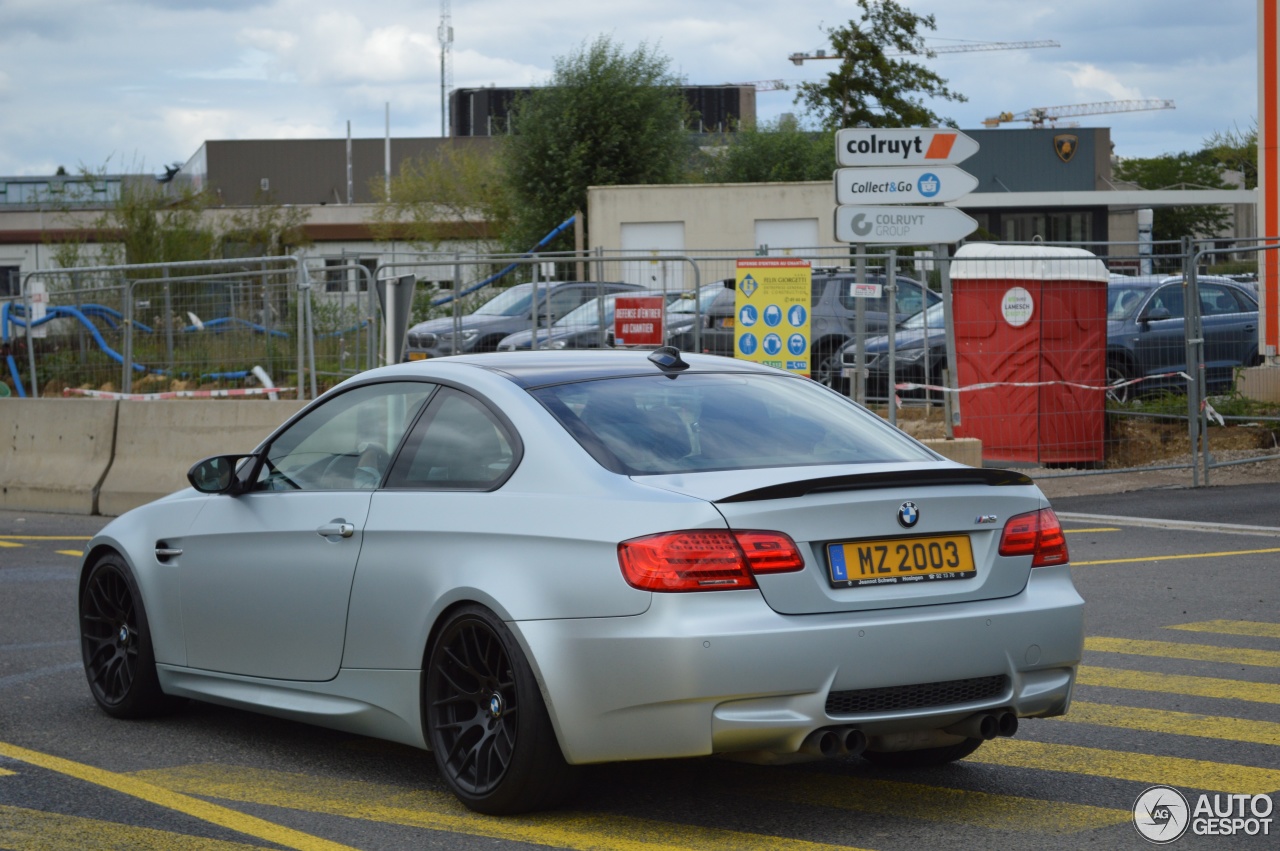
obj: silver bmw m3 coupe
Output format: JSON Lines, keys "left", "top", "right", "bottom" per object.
{"left": 79, "top": 348, "right": 1083, "bottom": 814}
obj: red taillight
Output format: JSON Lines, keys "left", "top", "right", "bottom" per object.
{"left": 618, "top": 530, "right": 804, "bottom": 592}
{"left": 998, "top": 508, "right": 1069, "bottom": 567}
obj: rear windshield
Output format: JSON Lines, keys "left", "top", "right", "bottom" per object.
{"left": 531, "top": 372, "right": 936, "bottom": 475}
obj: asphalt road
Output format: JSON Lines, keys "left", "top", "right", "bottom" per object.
{"left": 2, "top": 485, "right": 1278, "bottom": 851}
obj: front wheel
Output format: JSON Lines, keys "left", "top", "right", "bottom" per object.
{"left": 79, "top": 553, "right": 185, "bottom": 718}
{"left": 815, "top": 350, "right": 848, "bottom": 395}
{"left": 425, "top": 605, "right": 577, "bottom": 814}
{"left": 861, "top": 737, "right": 984, "bottom": 769}
{"left": 1106, "top": 360, "right": 1135, "bottom": 405}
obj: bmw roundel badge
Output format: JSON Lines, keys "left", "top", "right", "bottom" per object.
{"left": 897, "top": 501, "right": 920, "bottom": 528}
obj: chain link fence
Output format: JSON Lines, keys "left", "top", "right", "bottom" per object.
{"left": 4, "top": 241, "right": 1277, "bottom": 486}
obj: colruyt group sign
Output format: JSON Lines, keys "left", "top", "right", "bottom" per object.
{"left": 833, "top": 128, "right": 980, "bottom": 245}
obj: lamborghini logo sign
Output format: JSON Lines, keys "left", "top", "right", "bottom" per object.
{"left": 1054, "top": 134, "right": 1079, "bottom": 163}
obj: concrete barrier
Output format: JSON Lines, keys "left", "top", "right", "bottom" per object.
{"left": 97, "top": 400, "right": 308, "bottom": 516}
{"left": 921, "top": 437, "right": 983, "bottom": 467}
{"left": 1, "top": 400, "right": 986, "bottom": 517}
{"left": 1, "top": 398, "right": 118, "bottom": 514}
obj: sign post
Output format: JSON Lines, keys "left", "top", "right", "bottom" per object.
{"left": 833, "top": 127, "right": 980, "bottom": 403}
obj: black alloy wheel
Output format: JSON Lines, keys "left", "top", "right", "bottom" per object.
{"left": 425, "top": 605, "right": 576, "bottom": 814}
{"left": 79, "top": 554, "right": 183, "bottom": 718}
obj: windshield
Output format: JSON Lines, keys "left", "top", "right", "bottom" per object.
{"left": 902, "top": 301, "right": 947, "bottom": 330}
{"left": 473, "top": 284, "right": 534, "bottom": 317}
{"left": 532, "top": 372, "right": 935, "bottom": 475}
{"left": 554, "top": 296, "right": 614, "bottom": 328}
{"left": 668, "top": 285, "right": 725, "bottom": 315}
{"left": 1108, "top": 285, "right": 1149, "bottom": 321}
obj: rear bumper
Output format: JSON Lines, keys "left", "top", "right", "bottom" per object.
{"left": 514, "top": 565, "right": 1083, "bottom": 764}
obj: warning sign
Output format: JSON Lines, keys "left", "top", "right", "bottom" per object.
{"left": 734, "top": 259, "right": 812, "bottom": 375}
{"left": 614, "top": 296, "right": 665, "bottom": 346}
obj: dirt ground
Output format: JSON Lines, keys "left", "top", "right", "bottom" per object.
{"left": 886, "top": 406, "right": 1280, "bottom": 499}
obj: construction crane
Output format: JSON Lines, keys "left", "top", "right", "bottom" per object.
{"left": 438, "top": 0, "right": 454, "bottom": 136}
{"left": 788, "top": 39, "right": 1059, "bottom": 65}
{"left": 982, "top": 99, "right": 1176, "bottom": 128}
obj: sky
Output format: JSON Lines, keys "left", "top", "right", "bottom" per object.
{"left": 0, "top": 0, "right": 1261, "bottom": 178}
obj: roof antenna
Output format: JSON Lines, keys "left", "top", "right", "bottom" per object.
{"left": 648, "top": 346, "right": 690, "bottom": 372}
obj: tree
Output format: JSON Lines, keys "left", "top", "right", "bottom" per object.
{"left": 221, "top": 193, "right": 312, "bottom": 258}
{"left": 500, "top": 36, "right": 690, "bottom": 253}
{"left": 697, "top": 116, "right": 836, "bottom": 183}
{"left": 793, "top": 0, "right": 966, "bottom": 131}
{"left": 371, "top": 140, "right": 510, "bottom": 251}
{"left": 1113, "top": 154, "right": 1233, "bottom": 243}
{"left": 1199, "top": 124, "right": 1257, "bottom": 190}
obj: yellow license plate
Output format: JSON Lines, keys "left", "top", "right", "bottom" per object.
{"left": 407, "top": 352, "right": 429, "bottom": 361}
{"left": 827, "top": 534, "right": 975, "bottom": 587}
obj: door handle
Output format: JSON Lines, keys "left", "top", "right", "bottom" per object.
{"left": 316, "top": 522, "right": 355, "bottom": 539}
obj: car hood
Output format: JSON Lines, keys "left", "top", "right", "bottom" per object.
{"left": 409, "top": 314, "right": 515, "bottom": 334}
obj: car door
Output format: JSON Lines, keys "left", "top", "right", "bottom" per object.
{"left": 176, "top": 381, "right": 434, "bottom": 680}
{"left": 1199, "top": 283, "right": 1259, "bottom": 388}
{"left": 1132, "top": 283, "right": 1188, "bottom": 378}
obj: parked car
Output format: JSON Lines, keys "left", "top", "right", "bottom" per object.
{"left": 848, "top": 300, "right": 949, "bottom": 403}
{"left": 405, "top": 281, "right": 642, "bottom": 359}
{"left": 495, "top": 289, "right": 683, "bottom": 351}
{"left": 79, "top": 348, "right": 1082, "bottom": 815}
{"left": 667, "top": 271, "right": 940, "bottom": 388}
{"left": 1106, "top": 275, "right": 1260, "bottom": 403}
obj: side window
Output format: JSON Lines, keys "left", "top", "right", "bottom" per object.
{"left": 546, "top": 287, "right": 588, "bottom": 321}
{"left": 896, "top": 285, "right": 926, "bottom": 318}
{"left": 253, "top": 382, "right": 434, "bottom": 492}
{"left": 1149, "top": 285, "right": 1185, "bottom": 319}
{"left": 386, "top": 388, "right": 516, "bottom": 489}
{"left": 1200, "top": 284, "right": 1245, "bottom": 316}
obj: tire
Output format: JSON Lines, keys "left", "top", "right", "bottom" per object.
{"left": 1106, "top": 359, "right": 1134, "bottom": 405}
{"left": 815, "top": 349, "right": 848, "bottom": 395}
{"left": 79, "top": 553, "right": 185, "bottom": 718}
{"left": 425, "top": 605, "right": 577, "bottom": 814}
{"left": 861, "top": 737, "right": 984, "bottom": 769}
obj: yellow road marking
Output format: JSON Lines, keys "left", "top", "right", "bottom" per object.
{"left": 137, "top": 764, "right": 874, "bottom": 851}
{"left": 0, "top": 804, "right": 269, "bottom": 850}
{"left": 0, "top": 742, "right": 358, "bottom": 851}
{"left": 1085, "top": 637, "right": 1280, "bottom": 668}
{"left": 1072, "top": 546, "right": 1280, "bottom": 566}
{"left": 0, "top": 767, "right": 14, "bottom": 777}
{"left": 1063, "top": 527, "right": 1121, "bottom": 534}
{"left": 57, "top": 550, "right": 83, "bottom": 557}
{"left": 0, "top": 541, "right": 22, "bottom": 548}
{"left": 748, "top": 772, "right": 1128, "bottom": 834}
{"left": 971, "top": 738, "right": 1280, "bottom": 795}
{"left": 1077, "top": 666, "right": 1280, "bottom": 704}
{"left": 1055, "top": 701, "right": 1280, "bottom": 746}
{"left": 0, "top": 536, "right": 93, "bottom": 541}
{"left": 1169, "top": 620, "right": 1280, "bottom": 640}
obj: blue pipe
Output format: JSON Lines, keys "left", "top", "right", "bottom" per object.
{"left": 432, "top": 214, "right": 578, "bottom": 307}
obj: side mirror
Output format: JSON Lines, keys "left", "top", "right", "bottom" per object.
{"left": 187, "top": 454, "right": 256, "bottom": 494}
{"left": 1143, "top": 306, "right": 1172, "bottom": 322}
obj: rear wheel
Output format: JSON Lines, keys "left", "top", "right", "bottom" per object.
{"left": 79, "top": 553, "right": 185, "bottom": 718}
{"left": 425, "top": 605, "right": 577, "bottom": 814}
{"left": 861, "top": 737, "right": 984, "bottom": 768}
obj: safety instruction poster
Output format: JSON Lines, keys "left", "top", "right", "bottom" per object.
{"left": 734, "top": 258, "right": 812, "bottom": 376}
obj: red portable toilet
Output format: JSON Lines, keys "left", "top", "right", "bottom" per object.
{"left": 950, "top": 243, "right": 1110, "bottom": 465}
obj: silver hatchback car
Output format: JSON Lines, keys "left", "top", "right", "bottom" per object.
{"left": 79, "top": 348, "right": 1083, "bottom": 814}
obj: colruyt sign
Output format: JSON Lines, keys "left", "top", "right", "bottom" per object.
{"left": 834, "top": 128, "right": 980, "bottom": 245}
{"left": 835, "top": 128, "right": 980, "bottom": 167}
